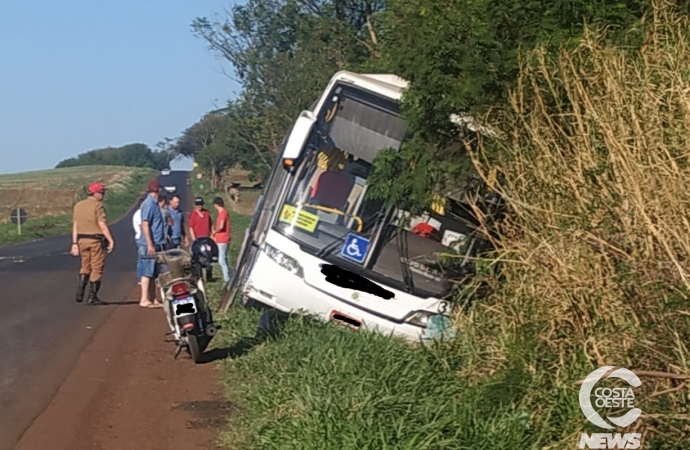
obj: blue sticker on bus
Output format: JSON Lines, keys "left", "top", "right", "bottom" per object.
{"left": 341, "top": 233, "right": 370, "bottom": 264}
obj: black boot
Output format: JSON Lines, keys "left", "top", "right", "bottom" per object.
{"left": 87, "top": 280, "right": 106, "bottom": 305}
{"left": 75, "top": 274, "right": 89, "bottom": 303}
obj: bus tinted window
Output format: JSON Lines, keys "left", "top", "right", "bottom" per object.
{"left": 324, "top": 86, "right": 406, "bottom": 163}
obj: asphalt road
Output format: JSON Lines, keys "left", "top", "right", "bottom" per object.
{"left": 0, "top": 170, "right": 191, "bottom": 450}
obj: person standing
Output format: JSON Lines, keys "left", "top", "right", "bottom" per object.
{"left": 71, "top": 182, "right": 114, "bottom": 305}
{"left": 168, "top": 194, "right": 189, "bottom": 249}
{"left": 133, "top": 207, "right": 142, "bottom": 240}
{"left": 188, "top": 196, "right": 214, "bottom": 281}
{"left": 158, "top": 194, "right": 173, "bottom": 249}
{"left": 137, "top": 180, "right": 167, "bottom": 308}
{"left": 211, "top": 197, "right": 231, "bottom": 283}
{"left": 133, "top": 206, "right": 143, "bottom": 285}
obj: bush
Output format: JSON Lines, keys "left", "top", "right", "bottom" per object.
{"left": 462, "top": 3, "right": 690, "bottom": 446}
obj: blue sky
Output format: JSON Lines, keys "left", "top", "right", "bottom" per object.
{"left": 0, "top": 0, "right": 241, "bottom": 174}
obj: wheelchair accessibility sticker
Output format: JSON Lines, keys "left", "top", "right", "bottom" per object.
{"left": 341, "top": 233, "right": 370, "bottom": 264}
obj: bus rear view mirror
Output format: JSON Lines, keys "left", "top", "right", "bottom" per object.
{"left": 282, "top": 111, "right": 316, "bottom": 170}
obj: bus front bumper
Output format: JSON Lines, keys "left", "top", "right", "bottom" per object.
{"left": 242, "top": 251, "right": 443, "bottom": 343}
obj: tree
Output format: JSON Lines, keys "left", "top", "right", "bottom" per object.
{"left": 174, "top": 112, "right": 231, "bottom": 157}
{"left": 195, "top": 138, "right": 236, "bottom": 190}
{"left": 191, "top": 0, "right": 385, "bottom": 159}
{"left": 154, "top": 137, "right": 176, "bottom": 168}
{"left": 380, "top": 0, "right": 649, "bottom": 140}
{"left": 172, "top": 99, "right": 278, "bottom": 183}
{"left": 223, "top": 98, "right": 274, "bottom": 174}
{"left": 56, "top": 143, "right": 170, "bottom": 170}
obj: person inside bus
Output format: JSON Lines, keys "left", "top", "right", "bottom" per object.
{"left": 309, "top": 149, "right": 353, "bottom": 210}
{"left": 310, "top": 169, "right": 352, "bottom": 210}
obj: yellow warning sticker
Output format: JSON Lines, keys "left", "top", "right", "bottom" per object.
{"left": 279, "top": 204, "right": 319, "bottom": 233}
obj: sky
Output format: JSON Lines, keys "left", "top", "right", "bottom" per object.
{"left": 0, "top": 0, "right": 242, "bottom": 174}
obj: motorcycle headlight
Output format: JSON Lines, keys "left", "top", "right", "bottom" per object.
{"left": 263, "top": 243, "right": 303, "bottom": 277}
{"left": 403, "top": 310, "right": 440, "bottom": 328}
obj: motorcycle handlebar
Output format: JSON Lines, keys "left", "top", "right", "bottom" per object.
{"left": 140, "top": 248, "right": 192, "bottom": 262}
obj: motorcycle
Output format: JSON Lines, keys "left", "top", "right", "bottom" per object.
{"left": 153, "top": 247, "right": 217, "bottom": 363}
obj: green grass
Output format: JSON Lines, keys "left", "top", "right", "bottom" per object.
{"left": 195, "top": 173, "right": 549, "bottom": 450}
{"left": 0, "top": 166, "right": 157, "bottom": 246}
{"left": 211, "top": 311, "right": 537, "bottom": 450}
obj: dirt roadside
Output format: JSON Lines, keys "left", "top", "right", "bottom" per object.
{"left": 13, "top": 285, "right": 231, "bottom": 450}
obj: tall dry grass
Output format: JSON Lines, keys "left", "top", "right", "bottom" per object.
{"left": 464, "top": 2, "right": 690, "bottom": 446}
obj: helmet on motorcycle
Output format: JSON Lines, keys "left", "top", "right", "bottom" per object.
{"left": 191, "top": 237, "right": 219, "bottom": 267}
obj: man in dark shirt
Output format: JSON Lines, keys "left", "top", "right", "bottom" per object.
{"left": 158, "top": 194, "right": 174, "bottom": 248}
{"left": 168, "top": 194, "right": 188, "bottom": 248}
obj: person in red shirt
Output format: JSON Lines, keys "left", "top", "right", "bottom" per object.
{"left": 212, "top": 197, "right": 231, "bottom": 283}
{"left": 188, "top": 196, "right": 214, "bottom": 281}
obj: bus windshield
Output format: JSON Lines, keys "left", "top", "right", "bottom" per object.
{"left": 275, "top": 146, "right": 387, "bottom": 257}
{"left": 273, "top": 84, "right": 476, "bottom": 297}
{"left": 274, "top": 84, "right": 404, "bottom": 250}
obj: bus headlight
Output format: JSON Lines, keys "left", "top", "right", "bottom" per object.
{"left": 263, "top": 243, "right": 303, "bottom": 277}
{"left": 403, "top": 310, "right": 438, "bottom": 328}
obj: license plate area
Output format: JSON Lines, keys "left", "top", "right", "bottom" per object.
{"left": 172, "top": 297, "right": 196, "bottom": 316}
{"left": 330, "top": 310, "right": 362, "bottom": 330}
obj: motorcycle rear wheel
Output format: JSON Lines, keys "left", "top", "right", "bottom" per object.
{"left": 186, "top": 333, "right": 204, "bottom": 364}
{"left": 159, "top": 287, "right": 176, "bottom": 333}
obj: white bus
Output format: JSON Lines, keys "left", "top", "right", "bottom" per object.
{"left": 221, "top": 71, "right": 499, "bottom": 342}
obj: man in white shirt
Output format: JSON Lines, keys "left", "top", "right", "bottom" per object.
{"left": 133, "top": 208, "right": 142, "bottom": 240}
{"left": 133, "top": 208, "right": 142, "bottom": 283}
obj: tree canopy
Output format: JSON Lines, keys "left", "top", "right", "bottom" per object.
{"left": 185, "top": 0, "right": 658, "bottom": 208}
{"left": 56, "top": 0, "right": 664, "bottom": 199}
{"left": 56, "top": 143, "right": 173, "bottom": 170}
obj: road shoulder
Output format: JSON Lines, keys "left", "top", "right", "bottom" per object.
{"left": 14, "top": 285, "right": 229, "bottom": 450}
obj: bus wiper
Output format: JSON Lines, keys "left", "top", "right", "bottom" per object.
{"left": 315, "top": 230, "right": 354, "bottom": 260}
{"left": 314, "top": 210, "right": 384, "bottom": 260}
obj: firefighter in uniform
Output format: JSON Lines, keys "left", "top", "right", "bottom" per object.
{"left": 70, "top": 182, "right": 115, "bottom": 305}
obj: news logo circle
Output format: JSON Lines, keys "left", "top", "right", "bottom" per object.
{"left": 579, "top": 366, "right": 642, "bottom": 429}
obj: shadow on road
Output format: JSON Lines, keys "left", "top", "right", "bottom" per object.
{"left": 103, "top": 301, "right": 140, "bottom": 306}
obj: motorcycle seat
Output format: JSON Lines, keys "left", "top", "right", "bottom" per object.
{"left": 159, "top": 253, "right": 192, "bottom": 279}
{"left": 159, "top": 273, "right": 197, "bottom": 292}
{"left": 158, "top": 272, "right": 175, "bottom": 289}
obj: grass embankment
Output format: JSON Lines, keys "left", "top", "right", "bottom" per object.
{"left": 460, "top": 4, "right": 690, "bottom": 448}
{"left": 0, "top": 165, "right": 157, "bottom": 246}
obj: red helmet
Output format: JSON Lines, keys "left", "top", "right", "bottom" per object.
{"left": 87, "top": 182, "right": 106, "bottom": 195}
{"left": 147, "top": 179, "right": 161, "bottom": 192}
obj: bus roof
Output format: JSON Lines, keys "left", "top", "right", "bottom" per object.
{"left": 318, "top": 71, "right": 502, "bottom": 139}
{"left": 328, "top": 71, "right": 409, "bottom": 101}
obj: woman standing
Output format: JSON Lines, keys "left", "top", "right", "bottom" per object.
{"left": 211, "top": 197, "right": 231, "bottom": 283}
